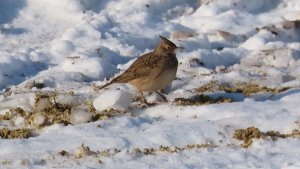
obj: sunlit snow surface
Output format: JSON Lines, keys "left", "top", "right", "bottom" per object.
{"left": 0, "top": 0, "right": 300, "bottom": 168}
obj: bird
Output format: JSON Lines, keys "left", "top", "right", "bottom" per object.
{"left": 98, "top": 36, "right": 183, "bottom": 105}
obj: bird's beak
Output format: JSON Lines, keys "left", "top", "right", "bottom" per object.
{"left": 175, "top": 46, "right": 184, "bottom": 52}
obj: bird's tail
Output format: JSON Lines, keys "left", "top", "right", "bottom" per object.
{"left": 97, "top": 81, "right": 113, "bottom": 90}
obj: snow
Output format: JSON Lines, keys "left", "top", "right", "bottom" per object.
{"left": 0, "top": 0, "right": 300, "bottom": 168}
{"left": 93, "top": 90, "right": 133, "bottom": 111}
{"left": 70, "top": 108, "right": 93, "bottom": 125}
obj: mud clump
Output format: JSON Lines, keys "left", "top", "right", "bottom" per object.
{"left": 0, "top": 128, "right": 32, "bottom": 139}
{"left": 174, "top": 94, "right": 232, "bottom": 106}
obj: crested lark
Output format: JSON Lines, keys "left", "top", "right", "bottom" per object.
{"left": 98, "top": 36, "right": 183, "bottom": 105}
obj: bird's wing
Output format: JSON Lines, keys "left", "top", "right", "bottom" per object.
{"left": 112, "top": 52, "right": 161, "bottom": 83}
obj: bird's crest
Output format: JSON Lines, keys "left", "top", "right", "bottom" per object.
{"left": 159, "top": 35, "right": 177, "bottom": 48}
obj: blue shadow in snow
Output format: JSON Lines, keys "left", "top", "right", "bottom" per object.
{"left": 271, "top": 88, "right": 300, "bottom": 101}
{"left": 0, "top": 0, "right": 27, "bottom": 24}
{"left": 207, "top": 92, "right": 245, "bottom": 102}
{"left": 1, "top": 27, "right": 27, "bottom": 35}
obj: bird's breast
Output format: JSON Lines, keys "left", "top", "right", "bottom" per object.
{"left": 129, "top": 67, "right": 177, "bottom": 92}
{"left": 128, "top": 54, "right": 178, "bottom": 92}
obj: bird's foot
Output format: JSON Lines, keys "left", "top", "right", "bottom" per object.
{"left": 155, "top": 91, "right": 168, "bottom": 102}
{"left": 135, "top": 96, "right": 157, "bottom": 107}
{"left": 144, "top": 101, "right": 157, "bottom": 106}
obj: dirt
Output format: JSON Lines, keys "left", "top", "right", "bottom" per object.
{"left": 29, "top": 93, "right": 73, "bottom": 127}
{"left": 233, "top": 127, "right": 300, "bottom": 148}
{"left": 0, "top": 128, "right": 32, "bottom": 139}
{"left": 0, "top": 112, "right": 10, "bottom": 121}
{"left": 92, "top": 108, "right": 126, "bottom": 121}
{"left": 132, "top": 143, "right": 216, "bottom": 155}
{"left": 174, "top": 94, "right": 232, "bottom": 106}
{"left": 24, "top": 81, "right": 45, "bottom": 89}
{"left": 86, "top": 99, "right": 96, "bottom": 113}
{"left": 41, "top": 102, "right": 72, "bottom": 126}
{"left": 74, "top": 144, "right": 97, "bottom": 158}
{"left": 264, "top": 129, "right": 300, "bottom": 140}
{"left": 219, "top": 83, "right": 290, "bottom": 96}
{"left": 197, "top": 81, "right": 291, "bottom": 96}
{"left": 59, "top": 150, "right": 69, "bottom": 156}
{"left": 233, "top": 127, "right": 262, "bottom": 148}
{"left": 0, "top": 92, "right": 127, "bottom": 140}
{"left": 196, "top": 81, "right": 219, "bottom": 93}
{"left": 55, "top": 142, "right": 217, "bottom": 161}
{"left": 0, "top": 93, "right": 75, "bottom": 139}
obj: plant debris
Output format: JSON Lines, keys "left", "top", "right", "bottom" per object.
{"left": 196, "top": 81, "right": 219, "bottom": 93}
{"left": 59, "top": 150, "right": 70, "bottom": 156}
{"left": 0, "top": 91, "right": 117, "bottom": 138}
{"left": 219, "top": 83, "right": 290, "bottom": 96}
{"left": 233, "top": 127, "right": 262, "bottom": 148}
{"left": 92, "top": 108, "right": 126, "bottom": 121}
{"left": 74, "top": 144, "right": 97, "bottom": 158}
{"left": 174, "top": 94, "right": 232, "bottom": 106}
{"left": 197, "top": 81, "right": 291, "bottom": 96}
{"left": 86, "top": 100, "right": 96, "bottom": 113}
{"left": 99, "top": 148, "right": 121, "bottom": 157}
{"left": 0, "top": 128, "right": 32, "bottom": 139}
{"left": 233, "top": 127, "right": 300, "bottom": 148}
{"left": 1, "top": 160, "right": 12, "bottom": 165}
{"left": 24, "top": 81, "right": 45, "bottom": 89}
{"left": 132, "top": 143, "right": 216, "bottom": 156}
{"left": 0, "top": 112, "right": 10, "bottom": 121}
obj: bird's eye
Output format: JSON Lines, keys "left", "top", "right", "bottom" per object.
{"left": 166, "top": 45, "right": 171, "bottom": 50}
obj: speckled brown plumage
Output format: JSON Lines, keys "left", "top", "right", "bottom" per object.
{"left": 98, "top": 36, "right": 183, "bottom": 105}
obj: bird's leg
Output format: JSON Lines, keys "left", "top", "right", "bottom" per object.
{"left": 139, "top": 90, "right": 155, "bottom": 106}
{"left": 155, "top": 91, "right": 168, "bottom": 102}
{"left": 139, "top": 90, "right": 147, "bottom": 103}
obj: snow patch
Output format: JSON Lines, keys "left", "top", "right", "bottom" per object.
{"left": 93, "top": 90, "right": 133, "bottom": 111}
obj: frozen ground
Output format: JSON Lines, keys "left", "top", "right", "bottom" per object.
{"left": 0, "top": 0, "right": 300, "bottom": 168}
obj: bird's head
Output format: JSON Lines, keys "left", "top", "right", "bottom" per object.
{"left": 155, "top": 36, "right": 184, "bottom": 55}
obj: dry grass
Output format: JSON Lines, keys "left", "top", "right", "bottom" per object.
{"left": 197, "top": 81, "right": 291, "bottom": 96}
{"left": 0, "top": 128, "right": 32, "bottom": 139}
{"left": 233, "top": 127, "right": 300, "bottom": 148}
{"left": 174, "top": 94, "right": 232, "bottom": 106}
